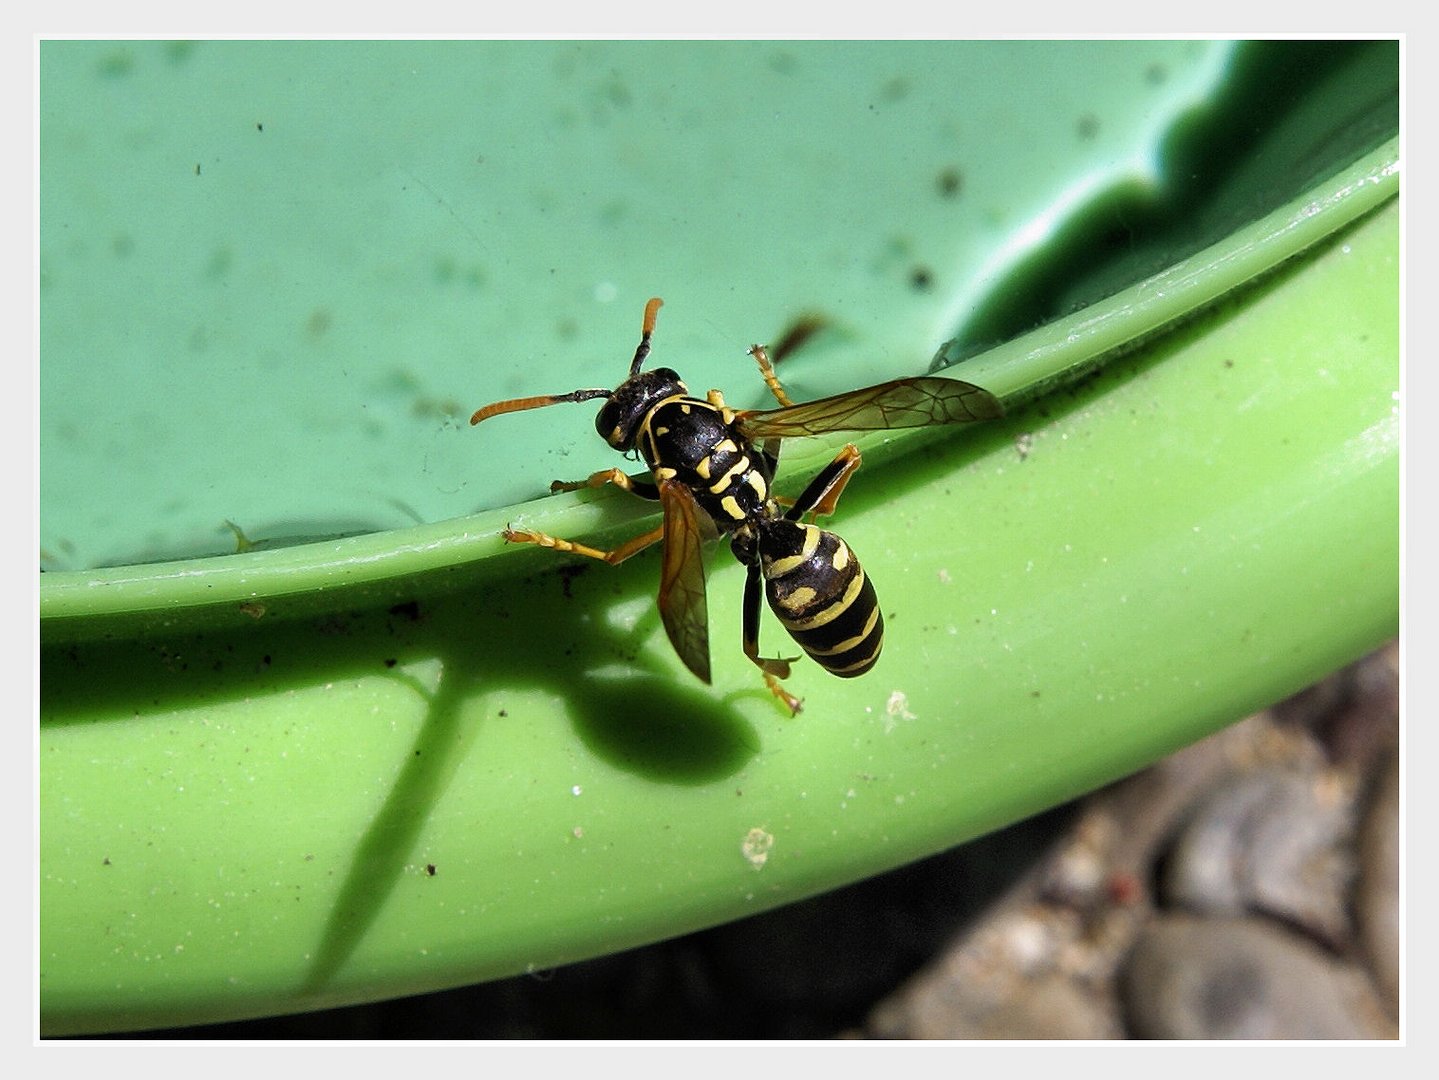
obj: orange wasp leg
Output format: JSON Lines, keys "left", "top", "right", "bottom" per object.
{"left": 502, "top": 522, "right": 665, "bottom": 566}
{"left": 746, "top": 344, "right": 795, "bottom": 408}
{"left": 790, "top": 443, "right": 863, "bottom": 521}
{"left": 548, "top": 466, "right": 656, "bottom": 498}
{"left": 759, "top": 669, "right": 805, "bottom": 717}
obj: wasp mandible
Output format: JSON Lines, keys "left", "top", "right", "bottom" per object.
{"left": 470, "top": 298, "right": 1002, "bottom": 713}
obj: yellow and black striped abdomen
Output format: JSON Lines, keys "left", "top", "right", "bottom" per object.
{"left": 759, "top": 520, "right": 883, "bottom": 678}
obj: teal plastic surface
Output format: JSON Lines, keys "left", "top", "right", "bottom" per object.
{"left": 42, "top": 39, "right": 1257, "bottom": 571}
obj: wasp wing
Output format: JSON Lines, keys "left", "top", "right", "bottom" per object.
{"left": 737, "top": 376, "right": 1002, "bottom": 439}
{"left": 657, "top": 479, "right": 712, "bottom": 685}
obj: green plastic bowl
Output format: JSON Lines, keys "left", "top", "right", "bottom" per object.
{"left": 40, "top": 40, "right": 1398, "bottom": 1034}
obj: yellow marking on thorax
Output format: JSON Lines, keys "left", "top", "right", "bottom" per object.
{"left": 708, "top": 454, "right": 752, "bottom": 495}
{"left": 647, "top": 393, "right": 694, "bottom": 419}
{"left": 638, "top": 393, "right": 702, "bottom": 461}
{"left": 696, "top": 439, "right": 740, "bottom": 481}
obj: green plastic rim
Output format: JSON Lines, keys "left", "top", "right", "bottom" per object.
{"left": 40, "top": 139, "right": 1398, "bottom": 1034}
{"left": 39, "top": 140, "right": 1398, "bottom": 639}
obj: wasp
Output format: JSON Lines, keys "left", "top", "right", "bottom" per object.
{"left": 470, "top": 298, "right": 1002, "bottom": 713}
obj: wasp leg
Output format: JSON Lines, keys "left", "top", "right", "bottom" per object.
{"left": 742, "top": 563, "right": 804, "bottom": 715}
{"left": 503, "top": 522, "right": 664, "bottom": 566}
{"left": 549, "top": 467, "right": 659, "bottom": 500}
{"left": 787, "top": 443, "right": 863, "bottom": 521}
{"left": 747, "top": 344, "right": 796, "bottom": 408}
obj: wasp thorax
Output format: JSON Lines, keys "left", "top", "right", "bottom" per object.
{"left": 595, "top": 367, "right": 687, "bottom": 450}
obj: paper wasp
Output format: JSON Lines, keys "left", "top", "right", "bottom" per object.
{"left": 470, "top": 298, "right": 1002, "bottom": 713}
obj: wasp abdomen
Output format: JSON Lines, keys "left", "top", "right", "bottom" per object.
{"left": 760, "top": 520, "right": 883, "bottom": 677}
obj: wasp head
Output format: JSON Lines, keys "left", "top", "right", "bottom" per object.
{"left": 595, "top": 367, "right": 686, "bottom": 450}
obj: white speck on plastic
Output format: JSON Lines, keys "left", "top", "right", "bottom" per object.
{"left": 886, "top": 690, "right": 916, "bottom": 723}
{"left": 742, "top": 827, "right": 774, "bottom": 870}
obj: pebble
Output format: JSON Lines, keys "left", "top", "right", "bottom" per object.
{"left": 1159, "top": 766, "right": 1356, "bottom": 947}
{"left": 1121, "top": 915, "right": 1393, "bottom": 1039}
{"left": 1355, "top": 749, "right": 1400, "bottom": 1016}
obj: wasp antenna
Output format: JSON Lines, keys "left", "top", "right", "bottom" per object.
{"left": 470, "top": 387, "right": 611, "bottom": 426}
{"left": 630, "top": 296, "right": 664, "bottom": 375}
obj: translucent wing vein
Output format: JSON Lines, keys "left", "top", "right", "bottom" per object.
{"left": 738, "top": 376, "right": 1003, "bottom": 439}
